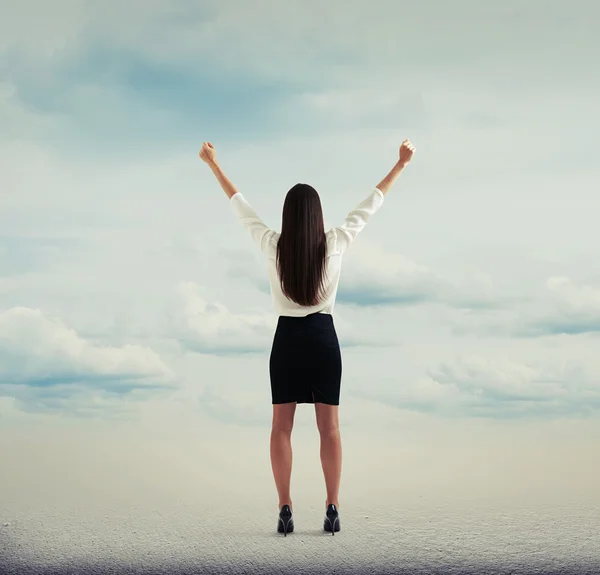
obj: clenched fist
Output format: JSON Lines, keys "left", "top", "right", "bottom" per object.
{"left": 399, "top": 139, "right": 415, "bottom": 165}
{"left": 199, "top": 141, "right": 216, "bottom": 164}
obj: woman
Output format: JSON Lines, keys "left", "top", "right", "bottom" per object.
{"left": 199, "top": 139, "right": 415, "bottom": 536}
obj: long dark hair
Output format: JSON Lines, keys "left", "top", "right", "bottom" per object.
{"left": 276, "top": 183, "right": 328, "bottom": 307}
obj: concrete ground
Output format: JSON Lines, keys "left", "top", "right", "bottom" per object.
{"left": 1, "top": 422, "right": 599, "bottom": 575}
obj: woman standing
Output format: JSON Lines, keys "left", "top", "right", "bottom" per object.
{"left": 199, "top": 139, "right": 415, "bottom": 536}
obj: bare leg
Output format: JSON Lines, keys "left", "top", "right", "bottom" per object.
{"left": 315, "top": 403, "right": 342, "bottom": 508}
{"left": 270, "top": 402, "right": 296, "bottom": 510}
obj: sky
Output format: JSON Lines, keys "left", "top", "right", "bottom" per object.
{"left": 1, "top": 0, "right": 600, "bottom": 500}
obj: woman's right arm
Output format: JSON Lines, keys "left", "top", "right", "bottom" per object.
{"left": 230, "top": 192, "right": 276, "bottom": 253}
{"left": 199, "top": 141, "right": 276, "bottom": 253}
{"left": 334, "top": 139, "right": 416, "bottom": 252}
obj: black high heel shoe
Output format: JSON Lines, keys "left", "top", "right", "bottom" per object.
{"left": 323, "top": 504, "right": 340, "bottom": 535}
{"left": 277, "top": 504, "right": 294, "bottom": 536}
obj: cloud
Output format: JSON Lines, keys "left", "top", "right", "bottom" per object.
{"left": 451, "top": 277, "right": 600, "bottom": 338}
{"left": 0, "top": 234, "right": 82, "bottom": 277}
{"left": 2, "top": 42, "right": 423, "bottom": 156}
{"left": 2, "top": 0, "right": 598, "bottom": 430}
{"left": 2, "top": 1, "right": 425, "bottom": 154}
{"left": 224, "top": 255, "right": 271, "bottom": 296}
{"left": 10, "top": 43, "right": 300, "bottom": 147}
{"left": 524, "top": 277, "right": 600, "bottom": 336}
{"left": 3, "top": 1, "right": 589, "bottom": 92}
{"left": 223, "top": 237, "right": 504, "bottom": 312}
{"left": 351, "top": 354, "right": 600, "bottom": 418}
{"left": 10, "top": 0, "right": 590, "bottom": 155}
{"left": 163, "top": 282, "right": 276, "bottom": 355}
{"left": 333, "top": 242, "right": 502, "bottom": 310}
{"left": 163, "top": 281, "right": 399, "bottom": 356}
{"left": 0, "top": 306, "right": 176, "bottom": 414}
{"left": 338, "top": 252, "right": 447, "bottom": 307}
{"left": 196, "top": 387, "right": 271, "bottom": 428}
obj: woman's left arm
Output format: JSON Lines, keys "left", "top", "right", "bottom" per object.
{"left": 199, "top": 142, "right": 275, "bottom": 252}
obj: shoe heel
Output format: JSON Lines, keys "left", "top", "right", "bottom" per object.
{"left": 324, "top": 515, "right": 336, "bottom": 535}
{"left": 278, "top": 505, "right": 294, "bottom": 536}
{"left": 324, "top": 504, "right": 340, "bottom": 535}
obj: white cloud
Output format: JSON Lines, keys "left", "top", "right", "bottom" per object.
{"left": 0, "top": 306, "right": 175, "bottom": 385}
{"left": 545, "top": 276, "right": 600, "bottom": 317}
{"left": 10, "top": 0, "right": 582, "bottom": 87}
{"left": 223, "top": 235, "right": 503, "bottom": 312}
{"left": 353, "top": 353, "right": 599, "bottom": 418}
{"left": 338, "top": 241, "right": 499, "bottom": 309}
{"left": 2, "top": 0, "right": 596, "bottom": 181}
{"left": 163, "top": 282, "right": 276, "bottom": 354}
{"left": 451, "top": 276, "right": 600, "bottom": 337}
{"left": 162, "top": 281, "right": 400, "bottom": 355}
{"left": 430, "top": 355, "right": 581, "bottom": 400}
{"left": 1, "top": 0, "right": 599, "bottom": 430}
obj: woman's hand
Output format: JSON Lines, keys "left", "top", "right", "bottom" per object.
{"left": 199, "top": 141, "right": 216, "bottom": 165}
{"left": 399, "top": 138, "right": 415, "bottom": 165}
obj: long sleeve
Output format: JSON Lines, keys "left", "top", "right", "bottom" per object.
{"left": 230, "top": 192, "right": 276, "bottom": 253}
{"left": 333, "top": 188, "right": 385, "bottom": 253}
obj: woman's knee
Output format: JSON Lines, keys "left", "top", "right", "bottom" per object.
{"left": 272, "top": 403, "right": 296, "bottom": 434}
{"left": 319, "top": 427, "right": 340, "bottom": 442}
{"left": 315, "top": 403, "right": 340, "bottom": 437}
{"left": 272, "top": 421, "right": 294, "bottom": 435}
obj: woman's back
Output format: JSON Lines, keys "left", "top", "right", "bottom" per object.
{"left": 230, "top": 187, "right": 385, "bottom": 316}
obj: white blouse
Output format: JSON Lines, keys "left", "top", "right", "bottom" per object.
{"left": 230, "top": 188, "right": 385, "bottom": 317}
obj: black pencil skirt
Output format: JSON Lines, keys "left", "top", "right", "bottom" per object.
{"left": 269, "top": 312, "right": 342, "bottom": 405}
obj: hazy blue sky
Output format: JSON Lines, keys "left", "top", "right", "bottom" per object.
{"left": 1, "top": 0, "right": 599, "bottom": 433}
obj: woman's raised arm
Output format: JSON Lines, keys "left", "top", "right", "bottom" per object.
{"left": 199, "top": 142, "right": 239, "bottom": 199}
{"left": 199, "top": 142, "right": 275, "bottom": 253}
{"left": 334, "top": 139, "right": 416, "bottom": 252}
{"left": 375, "top": 139, "right": 415, "bottom": 195}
